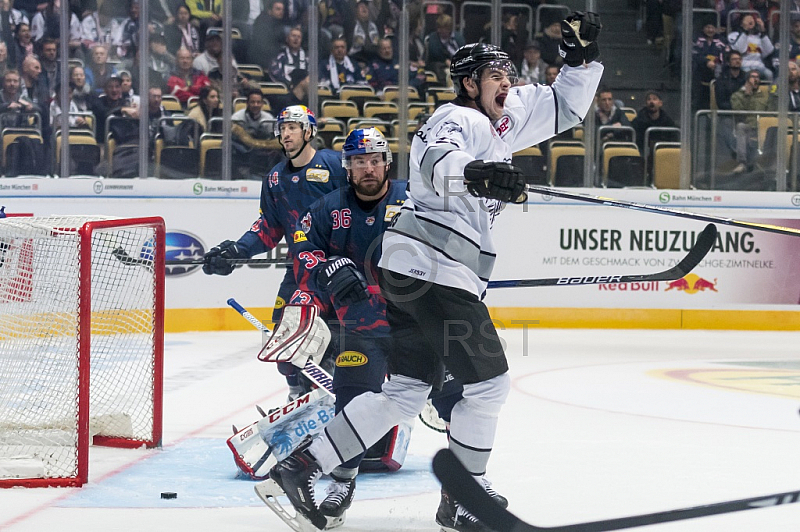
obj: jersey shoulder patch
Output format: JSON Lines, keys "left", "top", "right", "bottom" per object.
{"left": 495, "top": 115, "right": 513, "bottom": 136}
{"left": 306, "top": 168, "right": 330, "bottom": 183}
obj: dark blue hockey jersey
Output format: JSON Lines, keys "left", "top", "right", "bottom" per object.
{"left": 290, "top": 180, "right": 407, "bottom": 336}
{"left": 236, "top": 149, "right": 348, "bottom": 257}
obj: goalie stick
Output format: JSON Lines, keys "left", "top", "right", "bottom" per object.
{"left": 487, "top": 223, "right": 716, "bottom": 289}
{"left": 526, "top": 185, "right": 800, "bottom": 239}
{"left": 226, "top": 298, "right": 334, "bottom": 397}
{"left": 432, "top": 448, "right": 800, "bottom": 532}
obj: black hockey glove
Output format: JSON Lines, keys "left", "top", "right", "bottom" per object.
{"left": 559, "top": 11, "right": 602, "bottom": 67}
{"left": 317, "top": 256, "right": 369, "bottom": 307}
{"left": 202, "top": 240, "right": 246, "bottom": 275}
{"left": 463, "top": 160, "right": 527, "bottom": 204}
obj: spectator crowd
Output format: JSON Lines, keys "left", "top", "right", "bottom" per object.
{"left": 0, "top": 0, "right": 797, "bottom": 183}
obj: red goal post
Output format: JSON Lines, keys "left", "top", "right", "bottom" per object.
{"left": 0, "top": 216, "right": 165, "bottom": 488}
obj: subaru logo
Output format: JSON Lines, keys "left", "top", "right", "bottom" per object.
{"left": 165, "top": 231, "right": 205, "bottom": 277}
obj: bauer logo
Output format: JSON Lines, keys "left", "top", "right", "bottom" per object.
{"left": 336, "top": 351, "right": 368, "bottom": 367}
{"left": 164, "top": 231, "right": 206, "bottom": 277}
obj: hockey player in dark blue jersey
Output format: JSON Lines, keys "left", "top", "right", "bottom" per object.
{"left": 202, "top": 105, "right": 348, "bottom": 399}
{"left": 285, "top": 127, "right": 408, "bottom": 528}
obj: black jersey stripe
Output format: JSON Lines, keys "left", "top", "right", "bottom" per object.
{"left": 551, "top": 85, "right": 559, "bottom": 135}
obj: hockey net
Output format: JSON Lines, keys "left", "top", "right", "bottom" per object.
{"left": 0, "top": 216, "right": 165, "bottom": 487}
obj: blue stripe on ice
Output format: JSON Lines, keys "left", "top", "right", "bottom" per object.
{"left": 58, "top": 438, "right": 439, "bottom": 508}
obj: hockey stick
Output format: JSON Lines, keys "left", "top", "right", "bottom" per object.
{"left": 433, "top": 448, "right": 800, "bottom": 532}
{"left": 226, "top": 298, "right": 334, "bottom": 397}
{"left": 111, "top": 246, "right": 290, "bottom": 267}
{"left": 487, "top": 223, "right": 716, "bottom": 289}
{"left": 114, "top": 220, "right": 714, "bottom": 288}
{"left": 526, "top": 185, "right": 800, "bottom": 239}
{"left": 165, "top": 257, "right": 289, "bottom": 266}
{"left": 112, "top": 246, "right": 286, "bottom": 267}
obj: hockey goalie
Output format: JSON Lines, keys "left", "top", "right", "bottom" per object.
{"left": 227, "top": 304, "right": 413, "bottom": 529}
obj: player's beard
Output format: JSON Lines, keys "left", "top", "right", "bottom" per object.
{"left": 352, "top": 172, "right": 389, "bottom": 198}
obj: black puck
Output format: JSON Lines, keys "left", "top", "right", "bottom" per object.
{"left": 161, "top": 492, "right": 177, "bottom": 499}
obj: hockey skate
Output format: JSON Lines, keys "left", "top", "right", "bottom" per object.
{"left": 479, "top": 476, "right": 508, "bottom": 509}
{"left": 254, "top": 438, "right": 326, "bottom": 531}
{"left": 436, "top": 489, "right": 499, "bottom": 532}
{"left": 318, "top": 476, "right": 356, "bottom": 529}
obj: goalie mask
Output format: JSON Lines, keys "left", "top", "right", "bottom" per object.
{"left": 275, "top": 105, "right": 318, "bottom": 159}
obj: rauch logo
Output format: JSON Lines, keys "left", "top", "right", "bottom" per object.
{"left": 165, "top": 231, "right": 206, "bottom": 277}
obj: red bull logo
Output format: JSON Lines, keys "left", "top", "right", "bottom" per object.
{"left": 664, "top": 273, "right": 717, "bottom": 294}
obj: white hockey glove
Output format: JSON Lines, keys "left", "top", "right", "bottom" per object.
{"left": 257, "top": 304, "right": 331, "bottom": 368}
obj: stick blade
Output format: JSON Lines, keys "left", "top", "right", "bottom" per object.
{"left": 432, "top": 449, "right": 529, "bottom": 531}
{"left": 673, "top": 223, "right": 717, "bottom": 277}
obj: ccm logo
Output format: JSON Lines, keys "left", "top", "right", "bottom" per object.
{"left": 239, "top": 427, "right": 254, "bottom": 441}
{"left": 556, "top": 276, "right": 622, "bottom": 285}
{"left": 267, "top": 393, "right": 312, "bottom": 423}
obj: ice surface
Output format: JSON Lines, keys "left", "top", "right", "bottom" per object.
{"left": 2, "top": 329, "right": 800, "bottom": 531}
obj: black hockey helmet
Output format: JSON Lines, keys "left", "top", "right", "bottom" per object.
{"left": 450, "top": 43, "right": 516, "bottom": 97}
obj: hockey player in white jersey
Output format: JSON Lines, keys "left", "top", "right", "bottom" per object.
{"left": 258, "top": 12, "right": 604, "bottom": 532}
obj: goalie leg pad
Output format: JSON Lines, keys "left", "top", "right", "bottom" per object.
{"left": 358, "top": 421, "right": 413, "bottom": 472}
{"left": 228, "top": 388, "right": 335, "bottom": 479}
{"left": 227, "top": 420, "right": 275, "bottom": 480}
{"left": 257, "top": 387, "right": 336, "bottom": 462}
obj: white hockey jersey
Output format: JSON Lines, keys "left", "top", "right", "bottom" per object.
{"left": 379, "top": 62, "right": 603, "bottom": 296}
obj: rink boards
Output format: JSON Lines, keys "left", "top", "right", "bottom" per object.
{"left": 4, "top": 177, "right": 800, "bottom": 330}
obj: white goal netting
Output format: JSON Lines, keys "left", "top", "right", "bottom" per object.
{"left": 0, "top": 216, "right": 164, "bottom": 487}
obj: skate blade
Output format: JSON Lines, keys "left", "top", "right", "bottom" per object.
{"left": 255, "top": 479, "right": 323, "bottom": 532}
{"left": 323, "top": 513, "right": 345, "bottom": 530}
